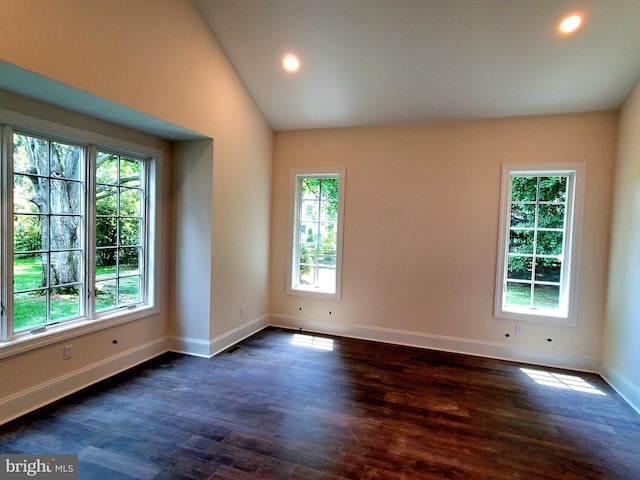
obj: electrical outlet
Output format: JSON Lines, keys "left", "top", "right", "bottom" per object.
{"left": 63, "top": 345, "right": 73, "bottom": 360}
{"left": 515, "top": 325, "right": 524, "bottom": 336}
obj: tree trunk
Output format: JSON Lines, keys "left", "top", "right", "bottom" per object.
{"left": 25, "top": 137, "right": 80, "bottom": 290}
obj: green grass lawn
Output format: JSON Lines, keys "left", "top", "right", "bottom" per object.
{"left": 13, "top": 256, "right": 139, "bottom": 332}
{"left": 506, "top": 282, "right": 559, "bottom": 309}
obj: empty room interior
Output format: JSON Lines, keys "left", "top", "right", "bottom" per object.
{"left": 1, "top": 0, "right": 640, "bottom": 478}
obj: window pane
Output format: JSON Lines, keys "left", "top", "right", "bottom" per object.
{"left": 97, "top": 152, "right": 118, "bottom": 184}
{"left": 96, "top": 280, "right": 117, "bottom": 311}
{"left": 536, "top": 231, "right": 563, "bottom": 256}
{"left": 14, "top": 254, "right": 46, "bottom": 291}
{"left": 505, "top": 282, "right": 531, "bottom": 306}
{"left": 300, "top": 199, "right": 319, "bottom": 222}
{"left": 539, "top": 176, "right": 567, "bottom": 202}
{"left": 507, "top": 256, "right": 532, "bottom": 280}
{"left": 318, "top": 251, "right": 336, "bottom": 267}
{"left": 14, "top": 214, "right": 44, "bottom": 252}
{"left": 96, "top": 186, "right": 117, "bottom": 215}
{"left": 119, "top": 276, "right": 141, "bottom": 305}
{"left": 119, "top": 218, "right": 140, "bottom": 245}
{"left": 50, "top": 287, "right": 80, "bottom": 321}
{"left": 49, "top": 251, "right": 81, "bottom": 286}
{"left": 509, "top": 230, "right": 534, "bottom": 254}
{"left": 538, "top": 204, "right": 565, "bottom": 228}
{"left": 302, "top": 178, "right": 320, "bottom": 197}
{"left": 50, "top": 216, "right": 81, "bottom": 250}
{"left": 119, "top": 248, "right": 140, "bottom": 275}
{"left": 14, "top": 292, "right": 47, "bottom": 332}
{"left": 320, "top": 178, "right": 338, "bottom": 198}
{"left": 96, "top": 250, "right": 117, "bottom": 280}
{"left": 120, "top": 158, "right": 141, "bottom": 187}
{"left": 50, "top": 179, "right": 82, "bottom": 214}
{"left": 14, "top": 175, "right": 47, "bottom": 213}
{"left": 13, "top": 134, "right": 43, "bottom": 173}
{"left": 535, "top": 258, "right": 561, "bottom": 283}
{"left": 316, "top": 268, "right": 336, "bottom": 292}
{"left": 533, "top": 284, "right": 560, "bottom": 309}
{"left": 120, "top": 188, "right": 141, "bottom": 216}
{"left": 510, "top": 204, "right": 535, "bottom": 228}
{"left": 511, "top": 177, "right": 537, "bottom": 202}
{"left": 96, "top": 218, "right": 117, "bottom": 247}
{"left": 298, "top": 263, "right": 314, "bottom": 286}
{"left": 51, "top": 142, "right": 82, "bottom": 180}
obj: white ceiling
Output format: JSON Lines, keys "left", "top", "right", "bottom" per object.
{"left": 193, "top": 0, "right": 640, "bottom": 131}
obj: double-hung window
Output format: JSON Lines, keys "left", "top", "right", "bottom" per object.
{"left": 495, "top": 164, "right": 585, "bottom": 325}
{"left": 1, "top": 123, "right": 156, "bottom": 344}
{"left": 287, "top": 168, "right": 345, "bottom": 299}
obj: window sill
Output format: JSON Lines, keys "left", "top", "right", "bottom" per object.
{"left": 495, "top": 306, "right": 575, "bottom": 327}
{"left": 287, "top": 286, "right": 341, "bottom": 300}
{"left": 0, "top": 305, "right": 158, "bottom": 360}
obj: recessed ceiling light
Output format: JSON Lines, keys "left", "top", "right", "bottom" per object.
{"left": 282, "top": 54, "right": 300, "bottom": 73}
{"left": 559, "top": 14, "right": 583, "bottom": 34}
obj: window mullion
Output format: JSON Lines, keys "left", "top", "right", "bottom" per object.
{"left": 86, "top": 145, "right": 97, "bottom": 319}
{"left": 315, "top": 179, "right": 322, "bottom": 286}
{"left": 531, "top": 176, "right": 541, "bottom": 308}
{"left": 0, "top": 125, "right": 13, "bottom": 341}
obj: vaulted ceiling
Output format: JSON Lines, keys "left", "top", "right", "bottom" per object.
{"left": 193, "top": 0, "right": 640, "bottom": 131}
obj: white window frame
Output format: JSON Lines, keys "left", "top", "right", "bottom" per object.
{"left": 494, "top": 163, "right": 585, "bottom": 326}
{"left": 287, "top": 167, "right": 346, "bottom": 299}
{"left": 0, "top": 107, "right": 160, "bottom": 355}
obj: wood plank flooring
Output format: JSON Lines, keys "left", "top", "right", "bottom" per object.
{"left": 1, "top": 327, "right": 639, "bottom": 479}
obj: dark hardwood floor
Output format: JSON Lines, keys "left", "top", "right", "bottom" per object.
{"left": 1, "top": 327, "right": 639, "bottom": 479}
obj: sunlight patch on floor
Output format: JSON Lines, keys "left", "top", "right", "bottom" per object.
{"left": 291, "top": 333, "right": 334, "bottom": 351}
{"left": 521, "top": 368, "right": 606, "bottom": 396}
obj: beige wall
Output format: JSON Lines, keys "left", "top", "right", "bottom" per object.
{"left": 603, "top": 77, "right": 640, "bottom": 409}
{"left": 0, "top": 0, "right": 273, "bottom": 421}
{"left": 271, "top": 113, "right": 617, "bottom": 366}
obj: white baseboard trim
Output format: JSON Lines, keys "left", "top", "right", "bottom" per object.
{"left": 600, "top": 362, "right": 640, "bottom": 415}
{"left": 269, "top": 314, "right": 601, "bottom": 372}
{"left": 168, "top": 315, "right": 269, "bottom": 358}
{"left": 166, "top": 336, "right": 212, "bottom": 358}
{"left": 209, "top": 315, "right": 269, "bottom": 357}
{"left": 0, "top": 337, "right": 168, "bottom": 426}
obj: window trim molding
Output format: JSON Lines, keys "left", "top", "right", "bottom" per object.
{"left": 286, "top": 167, "right": 346, "bottom": 300}
{"left": 494, "top": 163, "right": 586, "bottom": 326}
{"left": 0, "top": 106, "right": 163, "bottom": 353}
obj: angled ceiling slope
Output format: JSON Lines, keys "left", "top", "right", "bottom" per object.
{"left": 0, "top": 61, "right": 203, "bottom": 142}
{"left": 194, "top": 0, "right": 640, "bottom": 131}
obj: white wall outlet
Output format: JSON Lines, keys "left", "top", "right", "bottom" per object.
{"left": 515, "top": 325, "right": 524, "bottom": 336}
{"left": 63, "top": 345, "right": 73, "bottom": 360}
